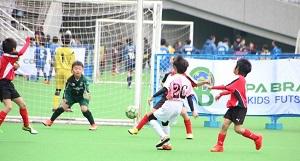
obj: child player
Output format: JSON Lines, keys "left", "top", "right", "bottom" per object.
{"left": 208, "top": 58, "right": 262, "bottom": 152}
{"left": 128, "top": 57, "right": 208, "bottom": 139}
{"left": 34, "top": 35, "right": 48, "bottom": 83}
{"left": 43, "top": 61, "right": 97, "bottom": 130}
{"left": 52, "top": 34, "right": 75, "bottom": 111}
{"left": 0, "top": 37, "right": 38, "bottom": 134}
{"left": 147, "top": 56, "right": 195, "bottom": 150}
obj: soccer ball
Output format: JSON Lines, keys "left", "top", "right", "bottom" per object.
{"left": 125, "top": 105, "right": 138, "bottom": 119}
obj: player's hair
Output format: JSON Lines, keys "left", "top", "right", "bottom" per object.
{"left": 2, "top": 38, "right": 17, "bottom": 53}
{"left": 235, "top": 58, "right": 252, "bottom": 77}
{"left": 185, "top": 39, "right": 191, "bottom": 45}
{"left": 173, "top": 55, "right": 189, "bottom": 74}
{"left": 52, "top": 36, "right": 59, "bottom": 43}
{"left": 126, "top": 38, "right": 133, "bottom": 45}
{"left": 72, "top": 61, "right": 84, "bottom": 69}
{"left": 161, "top": 38, "right": 166, "bottom": 46}
{"left": 61, "top": 34, "right": 70, "bottom": 45}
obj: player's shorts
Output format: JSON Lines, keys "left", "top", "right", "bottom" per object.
{"left": 153, "top": 100, "right": 183, "bottom": 124}
{"left": 126, "top": 59, "right": 135, "bottom": 71}
{"left": 153, "top": 95, "right": 167, "bottom": 110}
{"left": 0, "top": 79, "right": 20, "bottom": 101}
{"left": 36, "top": 61, "right": 46, "bottom": 69}
{"left": 224, "top": 106, "right": 247, "bottom": 125}
{"left": 55, "top": 69, "right": 72, "bottom": 89}
{"left": 65, "top": 97, "right": 89, "bottom": 107}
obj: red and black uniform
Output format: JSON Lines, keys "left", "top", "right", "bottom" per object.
{"left": 0, "top": 37, "right": 30, "bottom": 101}
{"left": 211, "top": 75, "right": 247, "bottom": 125}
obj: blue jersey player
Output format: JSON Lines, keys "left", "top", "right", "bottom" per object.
{"left": 48, "top": 36, "right": 60, "bottom": 83}
{"left": 34, "top": 38, "right": 48, "bottom": 83}
{"left": 124, "top": 38, "right": 135, "bottom": 88}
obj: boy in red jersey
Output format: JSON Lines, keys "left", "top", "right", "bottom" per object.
{"left": 208, "top": 58, "right": 262, "bottom": 152}
{"left": 0, "top": 37, "right": 38, "bottom": 134}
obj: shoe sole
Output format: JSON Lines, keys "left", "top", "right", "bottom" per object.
{"left": 128, "top": 129, "right": 137, "bottom": 135}
{"left": 156, "top": 138, "right": 170, "bottom": 147}
{"left": 22, "top": 128, "right": 38, "bottom": 134}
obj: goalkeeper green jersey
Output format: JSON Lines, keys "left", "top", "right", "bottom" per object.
{"left": 64, "top": 75, "right": 89, "bottom": 100}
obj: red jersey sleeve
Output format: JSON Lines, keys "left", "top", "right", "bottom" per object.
{"left": 18, "top": 37, "right": 30, "bottom": 56}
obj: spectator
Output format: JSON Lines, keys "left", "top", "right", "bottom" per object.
{"left": 260, "top": 44, "right": 271, "bottom": 60}
{"left": 238, "top": 39, "right": 247, "bottom": 52}
{"left": 202, "top": 35, "right": 217, "bottom": 54}
{"left": 174, "top": 40, "right": 183, "bottom": 53}
{"left": 45, "top": 34, "right": 51, "bottom": 48}
{"left": 247, "top": 42, "right": 257, "bottom": 55}
{"left": 233, "top": 35, "right": 242, "bottom": 51}
{"left": 217, "top": 38, "right": 230, "bottom": 54}
{"left": 271, "top": 41, "right": 282, "bottom": 56}
{"left": 181, "top": 39, "right": 195, "bottom": 55}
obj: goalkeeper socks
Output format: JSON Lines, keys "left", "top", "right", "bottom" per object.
{"left": 19, "top": 108, "right": 29, "bottom": 127}
{"left": 216, "top": 133, "right": 226, "bottom": 146}
{"left": 0, "top": 111, "right": 7, "bottom": 126}
{"left": 136, "top": 114, "right": 149, "bottom": 130}
{"left": 242, "top": 129, "right": 259, "bottom": 140}
{"left": 184, "top": 119, "right": 192, "bottom": 134}
{"left": 82, "top": 110, "right": 95, "bottom": 125}
{"left": 50, "top": 107, "right": 64, "bottom": 121}
{"left": 53, "top": 95, "right": 60, "bottom": 110}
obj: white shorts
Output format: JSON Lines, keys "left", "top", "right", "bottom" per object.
{"left": 153, "top": 100, "right": 183, "bottom": 124}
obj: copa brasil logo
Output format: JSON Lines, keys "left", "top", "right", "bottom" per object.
{"left": 189, "top": 67, "right": 214, "bottom": 106}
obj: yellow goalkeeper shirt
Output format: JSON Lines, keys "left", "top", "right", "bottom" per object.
{"left": 54, "top": 46, "right": 75, "bottom": 70}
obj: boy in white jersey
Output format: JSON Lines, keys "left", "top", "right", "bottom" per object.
{"left": 147, "top": 55, "right": 194, "bottom": 150}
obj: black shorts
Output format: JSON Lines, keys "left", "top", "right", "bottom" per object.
{"left": 0, "top": 79, "right": 21, "bottom": 101}
{"left": 224, "top": 106, "right": 247, "bottom": 125}
{"left": 153, "top": 96, "right": 167, "bottom": 109}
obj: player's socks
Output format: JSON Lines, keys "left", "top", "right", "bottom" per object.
{"left": 216, "top": 133, "right": 226, "bottom": 146}
{"left": 36, "top": 71, "right": 39, "bottom": 80}
{"left": 82, "top": 110, "right": 95, "bottom": 125}
{"left": 19, "top": 108, "right": 30, "bottom": 127}
{"left": 149, "top": 120, "right": 167, "bottom": 139}
{"left": 50, "top": 107, "right": 64, "bottom": 121}
{"left": 127, "top": 76, "right": 132, "bottom": 87}
{"left": 184, "top": 119, "right": 192, "bottom": 135}
{"left": 53, "top": 95, "right": 60, "bottom": 110}
{"left": 162, "top": 125, "right": 170, "bottom": 136}
{"left": 242, "top": 129, "right": 259, "bottom": 140}
{"left": 0, "top": 111, "right": 7, "bottom": 126}
{"left": 242, "top": 129, "right": 262, "bottom": 150}
{"left": 136, "top": 114, "right": 149, "bottom": 130}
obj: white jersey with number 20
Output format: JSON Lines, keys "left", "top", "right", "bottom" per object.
{"left": 164, "top": 73, "right": 193, "bottom": 101}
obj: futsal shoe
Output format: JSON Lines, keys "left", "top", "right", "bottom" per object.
{"left": 42, "top": 119, "right": 53, "bottom": 127}
{"left": 210, "top": 145, "right": 224, "bottom": 152}
{"left": 254, "top": 135, "right": 263, "bottom": 150}
{"left": 22, "top": 126, "right": 38, "bottom": 134}
{"left": 186, "top": 133, "right": 193, "bottom": 139}
{"left": 157, "top": 144, "right": 172, "bottom": 150}
{"left": 128, "top": 128, "right": 139, "bottom": 135}
{"left": 89, "top": 124, "right": 97, "bottom": 130}
{"left": 156, "top": 136, "right": 170, "bottom": 147}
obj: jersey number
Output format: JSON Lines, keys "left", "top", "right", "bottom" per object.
{"left": 172, "top": 83, "right": 188, "bottom": 99}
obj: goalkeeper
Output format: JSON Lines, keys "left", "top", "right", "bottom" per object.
{"left": 52, "top": 34, "right": 75, "bottom": 111}
{"left": 43, "top": 61, "right": 97, "bottom": 130}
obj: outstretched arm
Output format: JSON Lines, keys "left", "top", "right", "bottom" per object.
{"left": 18, "top": 37, "right": 31, "bottom": 56}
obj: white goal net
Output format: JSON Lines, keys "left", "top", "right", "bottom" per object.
{"left": 0, "top": 0, "right": 193, "bottom": 126}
